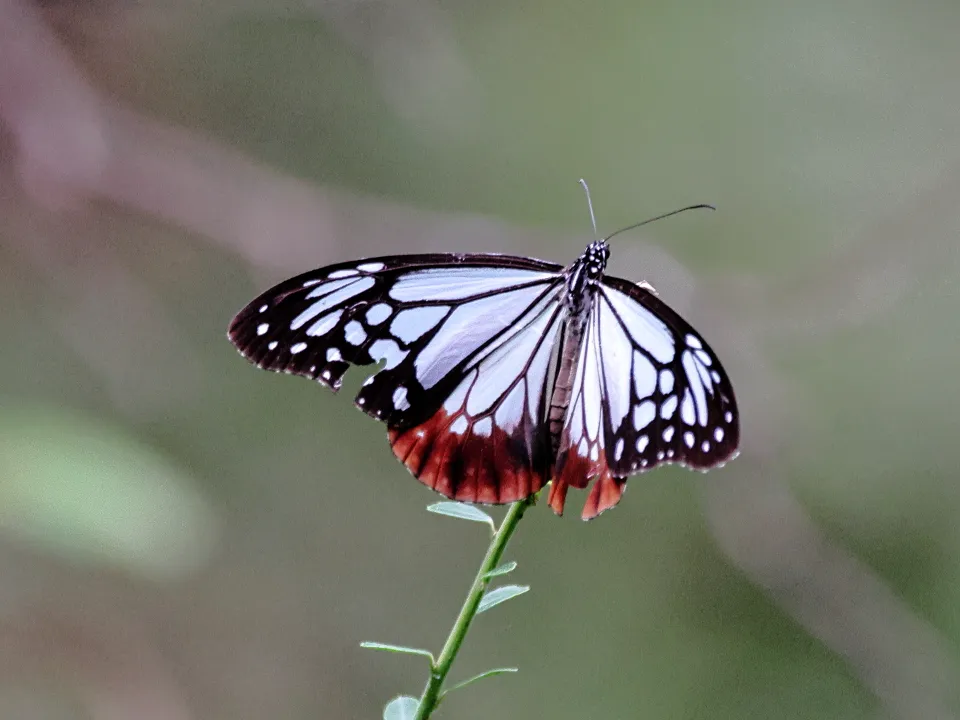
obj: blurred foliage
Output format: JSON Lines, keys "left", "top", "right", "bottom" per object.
{"left": 0, "top": 403, "right": 217, "bottom": 581}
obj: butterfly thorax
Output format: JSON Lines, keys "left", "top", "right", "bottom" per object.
{"left": 547, "top": 241, "right": 609, "bottom": 452}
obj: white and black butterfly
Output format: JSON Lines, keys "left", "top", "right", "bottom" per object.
{"left": 229, "top": 230, "right": 739, "bottom": 519}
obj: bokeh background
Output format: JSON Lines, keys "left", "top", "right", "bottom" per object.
{"left": 1, "top": 1, "right": 959, "bottom": 718}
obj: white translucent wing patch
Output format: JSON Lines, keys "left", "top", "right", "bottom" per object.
{"left": 452, "top": 290, "right": 563, "bottom": 421}
{"left": 291, "top": 277, "right": 375, "bottom": 330}
{"left": 561, "top": 308, "right": 606, "bottom": 461}
{"left": 414, "top": 283, "right": 560, "bottom": 388}
{"left": 389, "top": 267, "right": 556, "bottom": 302}
{"left": 602, "top": 285, "right": 674, "bottom": 363}
{"left": 596, "top": 283, "right": 738, "bottom": 474}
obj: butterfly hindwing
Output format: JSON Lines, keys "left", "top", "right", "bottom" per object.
{"left": 389, "top": 292, "right": 564, "bottom": 503}
{"left": 597, "top": 276, "right": 740, "bottom": 476}
{"left": 549, "top": 302, "right": 626, "bottom": 519}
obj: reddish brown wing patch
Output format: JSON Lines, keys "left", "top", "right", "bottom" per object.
{"left": 389, "top": 409, "right": 549, "bottom": 505}
{"left": 550, "top": 442, "right": 626, "bottom": 520}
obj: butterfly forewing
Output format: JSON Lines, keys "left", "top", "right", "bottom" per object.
{"left": 228, "top": 254, "right": 563, "bottom": 429}
{"left": 596, "top": 276, "right": 739, "bottom": 476}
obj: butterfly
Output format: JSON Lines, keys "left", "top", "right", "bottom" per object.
{"left": 228, "top": 211, "right": 739, "bottom": 520}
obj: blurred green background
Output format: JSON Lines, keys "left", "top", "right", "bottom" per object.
{"left": 1, "top": 0, "right": 959, "bottom": 718}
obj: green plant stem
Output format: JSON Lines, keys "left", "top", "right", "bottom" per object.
{"left": 414, "top": 496, "right": 534, "bottom": 719}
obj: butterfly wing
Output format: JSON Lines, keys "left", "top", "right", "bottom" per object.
{"left": 597, "top": 276, "right": 739, "bottom": 472}
{"left": 549, "top": 276, "right": 739, "bottom": 520}
{"left": 228, "top": 253, "right": 566, "bottom": 503}
{"left": 389, "top": 287, "right": 564, "bottom": 504}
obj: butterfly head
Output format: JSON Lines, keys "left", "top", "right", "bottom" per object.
{"left": 584, "top": 240, "right": 610, "bottom": 280}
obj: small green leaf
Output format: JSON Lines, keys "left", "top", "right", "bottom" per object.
{"left": 443, "top": 667, "right": 518, "bottom": 697}
{"left": 483, "top": 561, "right": 517, "bottom": 579}
{"left": 477, "top": 584, "right": 529, "bottom": 613}
{"left": 360, "top": 642, "right": 435, "bottom": 663}
{"left": 426, "top": 502, "right": 495, "bottom": 530}
{"left": 383, "top": 696, "right": 419, "bottom": 720}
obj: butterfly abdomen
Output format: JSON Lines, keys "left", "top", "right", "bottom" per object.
{"left": 547, "top": 317, "right": 584, "bottom": 452}
{"left": 548, "top": 275, "right": 595, "bottom": 454}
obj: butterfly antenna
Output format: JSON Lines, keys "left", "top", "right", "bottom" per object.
{"left": 578, "top": 178, "right": 599, "bottom": 237}
{"left": 604, "top": 203, "right": 715, "bottom": 243}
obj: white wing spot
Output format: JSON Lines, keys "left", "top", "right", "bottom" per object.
{"left": 695, "top": 349, "right": 713, "bottom": 367}
{"left": 681, "top": 390, "right": 696, "bottom": 425}
{"left": 684, "top": 431, "right": 695, "bottom": 448}
{"left": 577, "top": 437, "right": 589, "bottom": 457}
{"left": 633, "top": 351, "right": 657, "bottom": 398}
{"left": 306, "top": 310, "right": 342, "bottom": 337}
{"left": 615, "top": 438, "right": 625, "bottom": 461}
{"left": 310, "top": 366, "right": 316, "bottom": 373}
{"left": 666, "top": 449, "right": 675, "bottom": 458}
{"left": 450, "top": 416, "right": 469, "bottom": 435}
{"left": 659, "top": 370, "right": 674, "bottom": 395}
{"left": 259, "top": 304, "right": 268, "bottom": 313}
{"left": 326, "top": 348, "right": 342, "bottom": 362}
{"left": 268, "top": 341, "right": 278, "bottom": 351}
{"left": 290, "top": 342, "right": 307, "bottom": 354}
{"left": 443, "top": 372, "right": 474, "bottom": 413}
{"left": 392, "top": 386, "right": 410, "bottom": 411}
{"left": 494, "top": 382, "right": 525, "bottom": 435}
{"left": 714, "top": 427, "right": 724, "bottom": 442}
{"left": 682, "top": 350, "right": 709, "bottom": 426}
{"left": 322, "top": 370, "right": 331, "bottom": 380}
{"left": 474, "top": 417, "right": 493, "bottom": 437}
{"left": 590, "top": 444, "right": 599, "bottom": 462}
{"left": 724, "top": 411, "right": 734, "bottom": 423}
{"left": 390, "top": 306, "right": 449, "bottom": 344}
{"left": 636, "top": 435, "right": 649, "bottom": 453}
{"left": 294, "top": 277, "right": 374, "bottom": 329}
{"left": 662, "top": 426, "right": 675, "bottom": 442}
{"left": 660, "top": 395, "right": 678, "bottom": 420}
{"left": 369, "top": 339, "right": 407, "bottom": 370}
{"left": 257, "top": 323, "right": 269, "bottom": 336}
{"left": 328, "top": 269, "right": 359, "bottom": 279}
{"left": 345, "top": 321, "right": 367, "bottom": 346}
{"left": 657, "top": 451, "right": 665, "bottom": 460}
{"left": 702, "top": 440, "right": 711, "bottom": 452}
{"left": 365, "top": 303, "right": 392, "bottom": 326}
{"left": 711, "top": 370, "right": 721, "bottom": 384}
{"left": 633, "top": 400, "right": 656, "bottom": 431}
{"left": 357, "top": 262, "right": 385, "bottom": 272}
{"left": 686, "top": 334, "right": 703, "bottom": 349}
